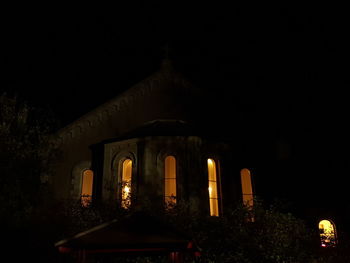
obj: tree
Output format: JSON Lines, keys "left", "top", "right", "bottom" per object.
{"left": 158, "top": 199, "right": 317, "bottom": 263}
{"left": 0, "top": 93, "right": 58, "bottom": 226}
{"left": 49, "top": 198, "right": 324, "bottom": 263}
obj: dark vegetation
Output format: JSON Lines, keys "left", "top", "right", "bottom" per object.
{"left": 1, "top": 94, "right": 349, "bottom": 262}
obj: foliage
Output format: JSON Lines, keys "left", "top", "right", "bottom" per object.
{"left": 1, "top": 94, "right": 348, "bottom": 262}
{"left": 157, "top": 199, "right": 316, "bottom": 263}
{"left": 45, "top": 198, "right": 333, "bottom": 263}
{"left": 0, "top": 94, "right": 59, "bottom": 226}
{"left": 12, "top": 193, "right": 349, "bottom": 262}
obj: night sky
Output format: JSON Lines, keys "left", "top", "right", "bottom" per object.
{"left": 1, "top": 4, "right": 349, "bottom": 218}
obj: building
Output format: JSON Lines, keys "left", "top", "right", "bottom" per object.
{"left": 51, "top": 59, "right": 341, "bottom": 256}
{"left": 51, "top": 59, "right": 254, "bottom": 216}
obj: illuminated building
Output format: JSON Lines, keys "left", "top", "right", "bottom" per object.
{"left": 51, "top": 59, "right": 248, "bottom": 216}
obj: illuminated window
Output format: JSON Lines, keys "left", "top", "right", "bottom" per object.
{"left": 319, "top": 219, "right": 337, "bottom": 247}
{"left": 164, "top": 156, "right": 177, "bottom": 207}
{"left": 121, "top": 159, "right": 132, "bottom": 209}
{"left": 81, "top": 169, "right": 93, "bottom": 207}
{"left": 208, "top": 158, "right": 219, "bottom": 216}
{"left": 240, "top": 168, "right": 254, "bottom": 208}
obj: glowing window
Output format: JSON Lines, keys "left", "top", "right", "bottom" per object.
{"left": 81, "top": 169, "right": 93, "bottom": 207}
{"left": 241, "top": 168, "right": 254, "bottom": 208}
{"left": 121, "top": 159, "right": 132, "bottom": 209}
{"left": 208, "top": 158, "right": 219, "bottom": 216}
{"left": 164, "top": 156, "right": 177, "bottom": 207}
{"left": 319, "top": 219, "right": 337, "bottom": 247}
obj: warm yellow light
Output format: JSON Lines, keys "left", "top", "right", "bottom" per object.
{"left": 319, "top": 219, "right": 337, "bottom": 247}
{"left": 121, "top": 159, "right": 132, "bottom": 209}
{"left": 207, "top": 158, "right": 219, "bottom": 216}
{"left": 81, "top": 170, "right": 93, "bottom": 207}
{"left": 241, "top": 168, "right": 254, "bottom": 208}
{"left": 165, "top": 156, "right": 177, "bottom": 207}
{"left": 124, "top": 185, "right": 130, "bottom": 194}
{"left": 122, "top": 184, "right": 131, "bottom": 207}
{"left": 319, "top": 220, "right": 333, "bottom": 232}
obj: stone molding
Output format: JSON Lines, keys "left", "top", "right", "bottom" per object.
{"left": 52, "top": 67, "right": 193, "bottom": 147}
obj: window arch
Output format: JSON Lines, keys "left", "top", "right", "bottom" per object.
{"left": 121, "top": 159, "right": 132, "bottom": 209}
{"left": 164, "top": 155, "right": 177, "bottom": 207}
{"left": 240, "top": 168, "right": 254, "bottom": 208}
{"left": 81, "top": 169, "right": 93, "bottom": 207}
{"left": 319, "top": 219, "right": 337, "bottom": 247}
{"left": 207, "top": 158, "right": 220, "bottom": 216}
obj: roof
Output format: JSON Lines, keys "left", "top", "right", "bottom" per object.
{"left": 98, "top": 119, "right": 233, "bottom": 146}
{"left": 53, "top": 59, "right": 197, "bottom": 147}
{"left": 55, "top": 211, "right": 200, "bottom": 254}
{"left": 112, "top": 119, "right": 197, "bottom": 141}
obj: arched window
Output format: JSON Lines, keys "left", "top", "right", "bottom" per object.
{"left": 121, "top": 159, "right": 132, "bottom": 209}
{"left": 319, "top": 219, "right": 337, "bottom": 247}
{"left": 81, "top": 169, "right": 93, "bottom": 207}
{"left": 208, "top": 158, "right": 220, "bottom": 216}
{"left": 240, "top": 168, "right": 254, "bottom": 208}
{"left": 164, "top": 156, "right": 177, "bottom": 207}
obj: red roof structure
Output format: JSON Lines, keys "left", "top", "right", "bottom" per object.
{"left": 55, "top": 211, "right": 200, "bottom": 262}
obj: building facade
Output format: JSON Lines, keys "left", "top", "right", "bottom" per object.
{"left": 49, "top": 59, "right": 345, "bottom": 249}
{"left": 51, "top": 60, "right": 253, "bottom": 217}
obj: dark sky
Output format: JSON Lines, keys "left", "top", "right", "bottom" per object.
{"left": 1, "top": 4, "right": 349, "bottom": 215}
{"left": 1, "top": 4, "right": 347, "bottom": 124}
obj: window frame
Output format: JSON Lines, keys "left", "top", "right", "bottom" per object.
{"left": 319, "top": 219, "right": 337, "bottom": 247}
{"left": 80, "top": 169, "right": 94, "bottom": 207}
{"left": 164, "top": 155, "right": 177, "bottom": 208}
{"left": 240, "top": 168, "right": 254, "bottom": 208}
{"left": 119, "top": 158, "right": 133, "bottom": 209}
{"left": 207, "top": 158, "right": 222, "bottom": 217}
